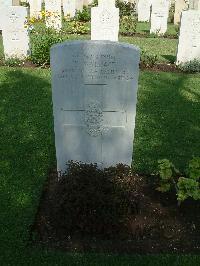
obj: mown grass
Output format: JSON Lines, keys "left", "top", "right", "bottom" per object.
{"left": 136, "top": 22, "right": 178, "bottom": 36}
{"left": 0, "top": 67, "right": 200, "bottom": 264}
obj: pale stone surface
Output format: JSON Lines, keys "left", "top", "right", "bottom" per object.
{"left": 0, "top": 0, "right": 13, "bottom": 29}
{"left": 138, "top": 0, "right": 152, "bottom": 22}
{"left": 76, "top": 0, "right": 83, "bottom": 11}
{"left": 176, "top": 10, "right": 200, "bottom": 64}
{"left": 189, "top": 0, "right": 200, "bottom": 9}
{"left": 174, "top": 0, "right": 188, "bottom": 24}
{"left": 83, "top": 0, "right": 93, "bottom": 5}
{"left": 63, "top": 0, "right": 76, "bottom": 17}
{"left": 12, "top": 0, "right": 20, "bottom": 5}
{"left": 98, "top": 0, "right": 116, "bottom": 6}
{"left": 91, "top": 0, "right": 119, "bottom": 41}
{"left": 150, "top": 0, "right": 170, "bottom": 35}
{"left": 2, "top": 6, "right": 29, "bottom": 59}
{"left": 29, "top": 0, "right": 42, "bottom": 18}
{"left": 45, "top": 0, "right": 62, "bottom": 30}
{"left": 51, "top": 40, "right": 140, "bottom": 173}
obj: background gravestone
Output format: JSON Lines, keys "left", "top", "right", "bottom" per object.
{"left": 0, "top": 0, "right": 12, "bottom": 30}
{"left": 45, "top": 0, "right": 62, "bottom": 30}
{"left": 51, "top": 41, "right": 140, "bottom": 173}
{"left": 91, "top": 0, "right": 119, "bottom": 41}
{"left": 2, "top": 6, "right": 29, "bottom": 59}
{"left": 76, "top": 0, "right": 83, "bottom": 11}
{"left": 174, "top": 0, "right": 189, "bottom": 24}
{"left": 138, "top": 0, "right": 152, "bottom": 22}
{"left": 176, "top": 10, "right": 200, "bottom": 64}
{"left": 63, "top": 0, "right": 76, "bottom": 17}
{"left": 29, "top": 0, "right": 42, "bottom": 19}
{"left": 150, "top": 0, "right": 170, "bottom": 35}
{"left": 12, "top": 0, "right": 20, "bottom": 5}
{"left": 190, "top": 0, "right": 200, "bottom": 9}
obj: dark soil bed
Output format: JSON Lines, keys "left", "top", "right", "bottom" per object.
{"left": 120, "top": 32, "right": 178, "bottom": 39}
{"left": 140, "top": 63, "right": 181, "bottom": 73}
{"left": 31, "top": 163, "right": 200, "bottom": 254}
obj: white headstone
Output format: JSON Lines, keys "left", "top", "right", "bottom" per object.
{"left": 176, "top": 10, "right": 200, "bottom": 64}
{"left": 83, "top": 0, "right": 93, "bottom": 5}
{"left": 12, "top": 0, "right": 20, "bottom": 5}
{"left": 0, "top": 0, "right": 13, "bottom": 30}
{"left": 150, "top": 0, "right": 170, "bottom": 35}
{"left": 51, "top": 40, "right": 140, "bottom": 173}
{"left": 63, "top": 0, "right": 76, "bottom": 17}
{"left": 174, "top": 0, "right": 188, "bottom": 24}
{"left": 2, "top": 6, "right": 29, "bottom": 59}
{"left": 91, "top": 0, "right": 119, "bottom": 41}
{"left": 76, "top": 0, "right": 83, "bottom": 11}
{"left": 98, "top": 0, "right": 116, "bottom": 6}
{"left": 189, "top": 0, "right": 200, "bottom": 9}
{"left": 45, "top": 0, "right": 62, "bottom": 30}
{"left": 29, "top": 0, "right": 42, "bottom": 19}
{"left": 138, "top": 0, "right": 152, "bottom": 22}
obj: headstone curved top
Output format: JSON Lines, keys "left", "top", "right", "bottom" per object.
{"left": 51, "top": 40, "right": 140, "bottom": 173}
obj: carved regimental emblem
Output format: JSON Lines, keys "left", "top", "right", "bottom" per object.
{"left": 84, "top": 101, "right": 105, "bottom": 137}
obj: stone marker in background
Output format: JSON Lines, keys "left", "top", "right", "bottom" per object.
{"left": 176, "top": 10, "right": 200, "bottom": 64}
{"left": 138, "top": 0, "right": 152, "bottom": 22}
{"left": 83, "top": 0, "right": 93, "bottom": 5}
{"left": 189, "top": 0, "right": 200, "bottom": 9}
{"left": 51, "top": 41, "right": 140, "bottom": 173}
{"left": 76, "top": 0, "right": 84, "bottom": 11}
{"left": 91, "top": 0, "right": 119, "bottom": 41}
{"left": 12, "top": 0, "right": 20, "bottom": 5}
{"left": 150, "top": 0, "right": 170, "bottom": 35}
{"left": 63, "top": 0, "right": 76, "bottom": 17}
{"left": 2, "top": 6, "right": 29, "bottom": 59}
{"left": 29, "top": 0, "right": 42, "bottom": 18}
{"left": 174, "top": 0, "right": 188, "bottom": 24}
{"left": 0, "top": 0, "right": 13, "bottom": 30}
{"left": 45, "top": 0, "right": 62, "bottom": 30}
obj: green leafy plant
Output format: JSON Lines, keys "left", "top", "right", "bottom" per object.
{"left": 65, "top": 20, "right": 89, "bottom": 34}
{"left": 120, "top": 15, "right": 137, "bottom": 34}
{"left": 157, "top": 158, "right": 200, "bottom": 205}
{"left": 75, "top": 6, "right": 91, "bottom": 22}
{"left": 116, "top": 0, "right": 136, "bottom": 17}
{"left": 168, "top": 3, "right": 175, "bottom": 23}
{"left": 20, "top": 1, "right": 29, "bottom": 7}
{"left": 90, "top": 0, "right": 98, "bottom": 7}
{"left": 140, "top": 50, "right": 158, "bottom": 67}
{"left": 51, "top": 161, "right": 139, "bottom": 238}
{"left": 178, "top": 59, "right": 200, "bottom": 73}
{"left": 30, "top": 27, "right": 64, "bottom": 66}
{"left": 4, "top": 57, "right": 25, "bottom": 67}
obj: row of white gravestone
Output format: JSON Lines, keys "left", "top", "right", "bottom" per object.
{"left": 138, "top": 0, "right": 200, "bottom": 35}
{"left": 137, "top": 0, "right": 170, "bottom": 35}
{"left": 14, "top": 0, "right": 90, "bottom": 20}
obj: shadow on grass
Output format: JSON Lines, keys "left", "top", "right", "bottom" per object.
{"left": 0, "top": 68, "right": 55, "bottom": 249}
{"left": 162, "top": 54, "right": 176, "bottom": 64}
{"left": 133, "top": 71, "right": 200, "bottom": 174}
{"left": 0, "top": 67, "right": 200, "bottom": 261}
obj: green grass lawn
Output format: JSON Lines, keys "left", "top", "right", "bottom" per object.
{"left": 136, "top": 22, "right": 178, "bottom": 36}
{"left": 0, "top": 67, "right": 200, "bottom": 265}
